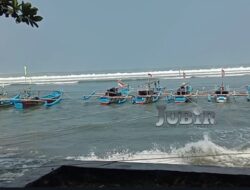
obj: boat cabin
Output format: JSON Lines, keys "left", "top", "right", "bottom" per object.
{"left": 176, "top": 85, "right": 192, "bottom": 95}
{"left": 215, "top": 86, "right": 229, "bottom": 95}
{"left": 105, "top": 88, "right": 122, "bottom": 97}
{"left": 138, "top": 89, "right": 154, "bottom": 96}
{"left": 215, "top": 90, "right": 229, "bottom": 95}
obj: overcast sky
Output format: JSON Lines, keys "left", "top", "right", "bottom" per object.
{"left": 1, "top": 0, "right": 250, "bottom": 74}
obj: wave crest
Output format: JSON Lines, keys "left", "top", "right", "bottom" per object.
{"left": 67, "top": 134, "right": 250, "bottom": 168}
{"left": 1, "top": 66, "right": 250, "bottom": 85}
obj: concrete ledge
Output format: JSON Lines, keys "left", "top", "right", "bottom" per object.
{"left": 20, "top": 160, "right": 250, "bottom": 188}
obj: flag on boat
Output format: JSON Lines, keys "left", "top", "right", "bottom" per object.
{"left": 148, "top": 73, "right": 152, "bottom": 77}
{"left": 221, "top": 68, "right": 225, "bottom": 78}
{"left": 117, "top": 80, "right": 127, "bottom": 88}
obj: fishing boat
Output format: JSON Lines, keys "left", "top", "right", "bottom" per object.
{"left": 99, "top": 87, "right": 129, "bottom": 105}
{"left": 165, "top": 70, "right": 195, "bottom": 103}
{"left": 14, "top": 90, "right": 63, "bottom": 109}
{"left": 132, "top": 80, "right": 162, "bottom": 104}
{"left": 207, "top": 69, "right": 230, "bottom": 103}
{"left": 166, "top": 83, "right": 193, "bottom": 103}
{"left": 207, "top": 84, "right": 230, "bottom": 103}
{"left": 82, "top": 80, "right": 130, "bottom": 105}
{"left": 12, "top": 66, "right": 63, "bottom": 109}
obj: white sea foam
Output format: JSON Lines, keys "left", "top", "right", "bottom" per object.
{"left": 0, "top": 156, "right": 47, "bottom": 184}
{"left": 34, "top": 81, "right": 79, "bottom": 85}
{"left": 66, "top": 134, "right": 250, "bottom": 168}
{"left": 0, "top": 66, "right": 250, "bottom": 85}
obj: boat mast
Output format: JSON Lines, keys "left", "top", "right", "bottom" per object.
{"left": 221, "top": 68, "right": 225, "bottom": 91}
{"left": 183, "top": 70, "right": 186, "bottom": 93}
{"left": 24, "top": 65, "right": 32, "bottom": 96}
{"left": 24, "top": 65, "right": 27, "bottom": 84}
{"left": 147, "top": 73, "right": 152, "bottom": 95}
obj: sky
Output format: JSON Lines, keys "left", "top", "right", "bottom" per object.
{"left": 1, "top": 0, "right": 250, "bottom": 74}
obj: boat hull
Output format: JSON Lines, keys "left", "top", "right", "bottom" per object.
{"left": 14, "top": 100, "right": 44, "bottom": 109}
{"left": 14, "top": 91, "right": 63, "bottom": 109}
{"left": 174, "top": 96, "right": 192, "bottom": 103}
{"left": 99, "top": 96, "right": 127, "bottom": 105}
{"left": 0, "top": 99, "right": 13, "bottom": 108}
{"left": 132, "top": 94, "right": 161, "bottom": 104}
{"left": 132, "top": 96, "right": 151, "bottom": 104}
{"left": 216, "top": 95, "right": 228, "bottom": 103}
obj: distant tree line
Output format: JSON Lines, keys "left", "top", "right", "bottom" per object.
{"left": 0, "top": 0, "right": 42, "bottom": 27}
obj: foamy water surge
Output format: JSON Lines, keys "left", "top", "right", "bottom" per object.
{"left": 67, "top": 135, "right": 250, "bottom": 168}
{"left": 1, "top": 66, "right": 250, "bottom": 85}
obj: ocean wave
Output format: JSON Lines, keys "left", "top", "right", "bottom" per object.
{"left": 66, "top": 134, "right": 250, "bottom": 168}
{"left": 0, "top": 66, "right": 250, "bottom": 85}
{"left": 0, "top": 157, "right": 46, "bottom": 184}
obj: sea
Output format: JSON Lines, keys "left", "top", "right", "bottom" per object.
{"left": 1, "top": 66, "right": 250, "bottom": 186}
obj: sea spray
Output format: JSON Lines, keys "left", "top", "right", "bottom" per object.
{"left": 66, "top": 134, "right": 250, "bottom": 167}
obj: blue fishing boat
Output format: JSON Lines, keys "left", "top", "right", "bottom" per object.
{"left": 82, "top": 80, "right": 130, "bottom": 105}
{"left": 132, "top": 80, "right": 162, "bottom": 104}
{"left": 207, "top": 84, "right": 230, "bottom": 103}
{"left": 14, "top": 90, "right": 63, "bottom": 109}
{"left": 207, "top": 68, "right": 230, "bottom": 103}
{"left": 166, "top": 83, "right": 193, "bottom": 103}
{"left": 99, "top": 87, "right": 129, "bottom": 105}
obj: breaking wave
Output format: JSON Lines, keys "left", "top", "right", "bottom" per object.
{"left": 67, "top": 135, "right": 250, "bottom": 168}
{"left": 1, "top": 66, "right": 250, "bottom": 85}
